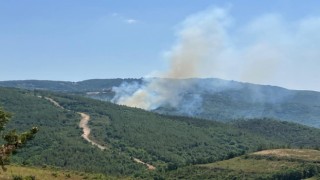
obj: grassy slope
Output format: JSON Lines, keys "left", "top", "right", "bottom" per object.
{"left": 0, "top": 165, "right": 124, "bottom": 180}
{"left": 164, "top": 149, "right": 320, "bottom": 180}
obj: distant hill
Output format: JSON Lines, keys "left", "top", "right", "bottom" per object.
{"left": 0, "top": 78, "right": 141, "bottom": 92}
{"left": 1, "top": 78, "right": 320, "bottom": 128}
{"left": 1, "top": 87, "right": 320, "bottom": 178}
{"left": 153, "top": 78, "right": 320, "bottom": 128}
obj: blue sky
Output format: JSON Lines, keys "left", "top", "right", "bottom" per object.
{"left": 1, "top": 1, "right": 320, "bottom": 90}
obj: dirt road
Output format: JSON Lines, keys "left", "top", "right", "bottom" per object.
{"left": 133, "top": 158, "right": 156, "bottom": 170}
{"left": 42, "top": 96, "right": 155, "bottom": 169}
{"left": 44, "top": 97, "right": 65, "bottom": 109}
{"left": 41, "top": 96, "right": 106, "bottom": 149}
{"left": 78, "top": 112, "right": 106, "bottom": 150}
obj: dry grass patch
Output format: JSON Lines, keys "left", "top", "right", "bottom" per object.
{"left": 200, "top": 157, "right": 301, "bottom": 174}
{"left": 252, "top": 149, "right": 320, "bottom": 162}
{"left": 0, "top": 165, "right": 127, "bottom": 180}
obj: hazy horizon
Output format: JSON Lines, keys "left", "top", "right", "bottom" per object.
{"left": 1, "top": 1, "right": 320, "bottom": 91}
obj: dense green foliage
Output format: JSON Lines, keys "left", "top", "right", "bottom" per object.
{"left": 37, "top": 90, "right": 320, "bottom": 169}
{"left": 155, "top": 79, "right": 320, "bottom": 128}
{"left": 0, "top": 107, "right": 11, "bottom": 130}
{"left": 50, "top": 93, "right": 270, "bottom": 168}
{"left": 1, "top": 78, "right": 320, "bottom": 128}
{"left": 162, "top": 160, "right": 320, "bottom": 180}
{"left": 232, "top": 119, "right": 320, "bottom": 148}
{"left": 0, "top": 107, "right": 38, "bottom": 171}
{"left": 0, "top": 88, "right": 144, "bottom": 176}
{"left": 1, "top": 87, "right": 320, "bottom": 178}
{"left": 163, "top": 149, "right": 320, "bottom": 179}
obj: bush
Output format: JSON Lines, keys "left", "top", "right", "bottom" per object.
{"left": 51, "top": 172, "right": 58, "bottom": 177}
{"left": 272, "top": 169, "right": 302, "bottom": 180}
{"left": 25, "top": 175, "right": 36, "bottom": 180}
{"left": 12, "top": 175, "right": 23, "bottom": 180}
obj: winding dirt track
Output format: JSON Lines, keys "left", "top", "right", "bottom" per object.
{"left": 133, "top": 158, "right": 156, "bottom": 170}
{"left": 78, "top": 112, "right": 106, "bottom": 150}
{"left": 42, "top": 96, "right": 155, "bottom": 170}
{"left": 42, "top": 97, "right": 106, "bottom": 150}
{"left": 44, "top": 97, "right": 65, "bottom": 109}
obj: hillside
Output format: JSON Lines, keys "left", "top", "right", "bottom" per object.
{"left": 1, "top": 78, "right": 320, "bottom": 128}
{"left": 41, "top": 91, "right": 320, "bottom": 166}
{"left": 4, "top": 150, "right": 320, "bottom": 180}
{"left": 0, "top": 164, "right": 121, "bottom": 180}
{"left": 0, "top": 79, "right": 140, "bottom": 92}
{"left": 164, "top": 149, "right": 320, "bottom": 179}
{"left": 1, "top": 87, "right": 320, "bottom": 178}
{"left": 153, "top": 78, "right": 320, "bottom": 128}
{"left": 0, "top": 87, "right": 144, "bottom": 177}
{"left": 232, "top": 119, "right": 320, "bottom": 148}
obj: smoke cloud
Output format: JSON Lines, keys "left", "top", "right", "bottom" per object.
{"left": 112, "top": 6, "right": 320, "bottom": 112}
{"left": 112, "top": 7, "right": 230, "bottom": 113}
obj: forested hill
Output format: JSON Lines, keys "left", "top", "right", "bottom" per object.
{"left": 0, "top": 79, "right": 141, "bottom": 92}
{"left": 1, "top": 87, "right": 320, "bottom": 178}
{"left": 1, "top": 78, "right": 320, "bottom": 128}
{"left": 164, "top": 149, "right": 320, "bottom": 179}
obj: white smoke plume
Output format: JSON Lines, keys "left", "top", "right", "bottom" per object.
{"left": 112, "top": 6, "right": 320, "bottom": 112}
{"left": 112, "top": 7, "right": 230, "bottom": 113}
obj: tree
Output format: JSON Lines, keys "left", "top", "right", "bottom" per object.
{"left": 0, "top": 108, "right": 38, "bottom": 171}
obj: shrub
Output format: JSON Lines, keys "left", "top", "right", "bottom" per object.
{"left": 12, "top": 175, "right": 23, "bottom": 180}
{"left": 25, "top": 175, "right": 36, "bottom": 180}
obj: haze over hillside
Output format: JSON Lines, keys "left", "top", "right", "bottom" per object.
{"left": 2, "top": 1, "right": 320, "bottom": 179}
{"left": 1, "top": 86, "right": 320, "bottom": 179}
{"left": 2, "top": 2, "right": 320, "bottom": 91}
{"left": 1, "top": 78, "right": 320, "bottom": 128}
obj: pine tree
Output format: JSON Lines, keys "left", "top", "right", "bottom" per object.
{"left": 0, "top": 108, "right": 38, "bottom": 171}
